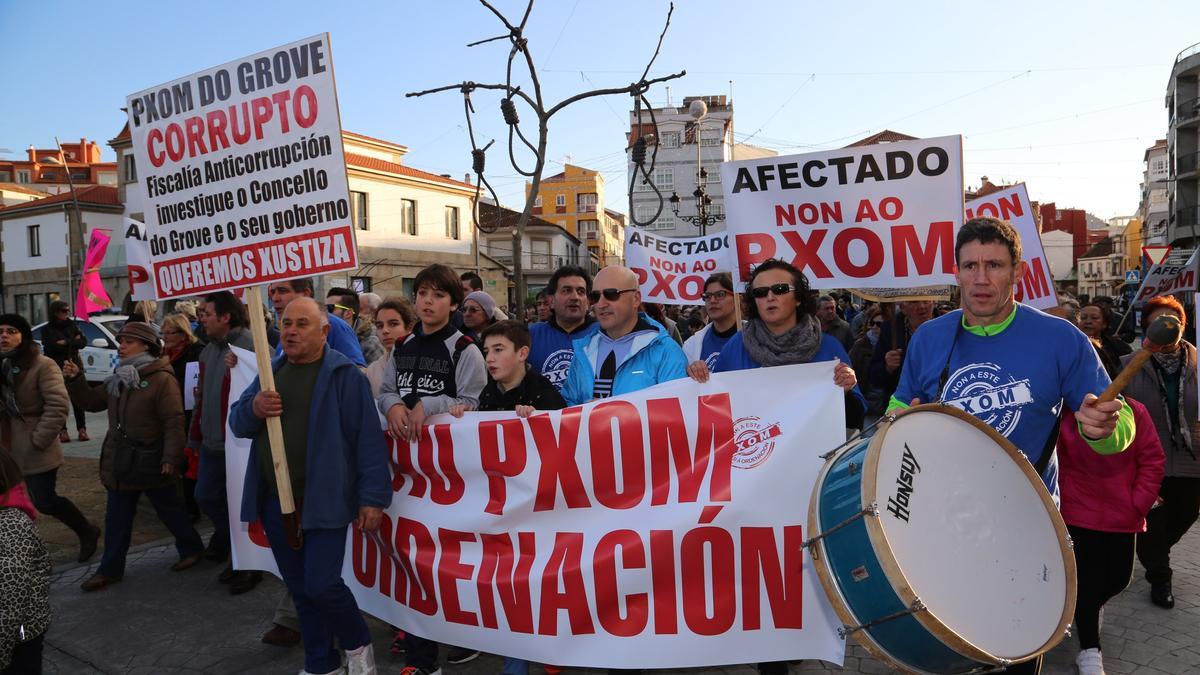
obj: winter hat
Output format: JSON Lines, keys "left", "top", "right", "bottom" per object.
{"left": 118, "top": 321, "right": 162, "bottom": 352}
{"left": 465, "top": 291, "right": 499, "bottom": 320}
{"left": 0, "top": 314, "right": 33, "bottom": 343}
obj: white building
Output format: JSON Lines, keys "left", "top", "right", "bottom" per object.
{"left": 625, "top": 95, "right": 775, "bottom": 237}
{"left": 1040, "top": 229, "right": 1075, "bottom": 281}
{"left": 1139, "top": 139, "right": 1170, "bottom": 247}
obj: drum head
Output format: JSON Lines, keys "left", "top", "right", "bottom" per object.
{"left": 864, "top": 406, "right": 1073, "bottom": 661}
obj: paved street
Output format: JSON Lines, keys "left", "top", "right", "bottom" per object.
{"left": 34, "top": 411, "right": 1200, "bottom": 674}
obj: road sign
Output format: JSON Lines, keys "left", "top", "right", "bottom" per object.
{"left": 1143, "top": 245, "right": 1172, "bottom": 265}
{"left": 1125, "top": 269, "right": 1140, "bottom": 283}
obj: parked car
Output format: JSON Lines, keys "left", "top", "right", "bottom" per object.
{"left": 32, "top": 314, "right": 128, "bottom": 383}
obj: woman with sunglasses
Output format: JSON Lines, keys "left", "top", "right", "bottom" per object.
{"left": 849, "top": 305, "right": 890, "bottom": 419}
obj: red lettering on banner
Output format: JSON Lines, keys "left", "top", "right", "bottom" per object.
{"left": 127, "top": 265, "right": 149, "bottom": 287}
{"left": 775, "top": 202, "right": 843, "bottom": 226}
{"left": 779, "top": 230, "right": 832, "bottom": 278}
{"left": 832, "top": 227, "right": 884, "bottom": 278}
{"left": 680, "top": 527, "right": 736, "bottom": 635}
{"left": 477, "top": 532, "right": 537, "bottom": 633}
{"left": 438, "top": 528, "right": 480, "bottom": 626}
{"left": 353, "top": 515, "right": 398, "bottom": 600}
{"left": 891, "top": 220, "right": 954, "bottom": 276}
{"left": 395, "top": 517, "right": 439, "bottom": 615}
{"left": 734, "top": 233, "right": 780, "bottom": 280}
{"left": 741, "top": 526, "right": 804, "bottom": 630}
{"left": 854, "top": 199, "right": 878, "bottom": 222}
{"left": 1014, "top": 257, "right": 1051, "bottom": 302}
{"left": 589, "top": 401, "right": 646, "bottom": 509}
{"left": 594, "top": 530, "right": 649, "bottom": 637}
{"left": 390, "top": 435, "right": 426, "bottom": 497}
{"left": 647, "top": 394, "right": 735, "bottom": 506}
{"left": 966, "top": 193, "right": 1022, "bottom": 221}
{"left": 648, "top": 269, "right": 679, "bottom": 299}
{"left": 538, "top": 532, "right": 596, "bottom": 636}
{"left": 418, "top": 424, "right": 464, "bottom": 505}
{"left": 649, "top": 530, "right": 678, "bottom": 634}
{"left": 530, "top": 407, "right": 590, "bottom": 511}
{"left": 479, "top": 419, "right": 527, "bottom": 515}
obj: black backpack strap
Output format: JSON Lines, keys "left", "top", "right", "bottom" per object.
{"left": 452, "top": 334, "right": 475, "bottom": 367}
{"left": 1033, "top": 417, "right": 1059, "bottom": 476}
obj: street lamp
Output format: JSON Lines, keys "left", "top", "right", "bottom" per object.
{"left": 668, "top": 98, "right": 724, "bottom": 237}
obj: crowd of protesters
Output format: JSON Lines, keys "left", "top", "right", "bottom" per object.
{"left": 1, "top": 225, "right": 1198, "bottom": 675}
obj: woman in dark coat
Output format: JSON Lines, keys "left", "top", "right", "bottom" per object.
{"left": 161, "top": 313, "right": 204, "bottom": 521}
{"left": 40, "top": 300, "right": 88, "bottom": 441}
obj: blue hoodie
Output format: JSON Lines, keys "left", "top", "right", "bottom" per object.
{"left": 230, "top": 348, "right": 391, "bottom": 530}
{"left": 561, "top": 314, "right": 688, "bottom": 406}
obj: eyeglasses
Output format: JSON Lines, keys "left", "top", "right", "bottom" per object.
{"left": 462, "top": 305, "right": 484, "bottom": 314}
{"left": 0, "top": 327, "right": 20, "bottom": 336}
{"left": 749, "top": 283, "right": 795, "bottom": 299}
{"left": 325, "top": 304, "right": 352, "bottom": 314}
{"left": 871, "top": 319, "right": 885, "bottom": 327}
{"left": 701, "top": 290, "right": 731, "bottom": 302}
{"left": 587, "top": 288, "right": 638, "bottom": 304}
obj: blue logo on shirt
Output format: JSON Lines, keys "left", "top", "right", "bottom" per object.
{"left": 542, "top": 348, "right": 575, "bottom": 386}
{"left": 941, "top": 362, "right": 1034, "bottom": 437}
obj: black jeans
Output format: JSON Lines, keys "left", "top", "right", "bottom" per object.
{"left": 23, "top": 469, "right": 90, "bottom": 537}
{"left": 2, "top": 632, "right": 44, "bottom": 674}
{"left": 1137, "top": 476, "right": 1200, "bottom": 585}
{"left": 1068, "top": 525, "right": 1134, "bottom": 650}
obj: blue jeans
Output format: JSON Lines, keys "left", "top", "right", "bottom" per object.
{"left": 98, "top": 485, "right": 204, "bottom": 578}
{"left": 261, "top": 497, "right": 370, "bottom": 674}
{"left": 502, "top": 657, "right": 530, "bottom": 675}
{"left": 194, "top": 446, "right": 230, "bottom": 554}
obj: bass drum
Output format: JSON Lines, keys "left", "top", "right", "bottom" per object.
{"left": 808, "top": 404, "right": 1075, "bottom": 674}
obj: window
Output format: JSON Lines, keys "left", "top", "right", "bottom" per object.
{"left": 579, "top": 219, "right": 599, "bottom": 240}
{"left": 705, "top": 164, "right": 722, "bottom": 183}
{"left": 123, "top": 154, "right": 137, "bottom": 183}
{"left": 15, "top": 294, "right": 29, "bottom": 319}
{"left": 661, "top": 132, "right": 680, "bottom": 149}
{"left": 637, "top": 166, "right": 675, "bottom": 192}
{"left": 351, "top": 276, "right": 372, "bottom": 293}
{"left": 534, "top": 195, "right": 542, "bottom": 207}
{"left": 700, "top": 131, "right": 721, "bottom": 147}
{"left": 555, "top": 194, "right": 566, "bottom": 207}
{"left": 401, "top": 199, "right": 417, "bottom": 235}
{"left": 76, "top": 320, "right": 111, "bottom": 348}
{"left": 42, "top": 171, "right": 57, "bottom": 181}
{"left": 16, "top": 170, "right": 30, "bottom": 184}
{"left": 0, "top": 171, "right": 9, "bottom": 182}
{"left": 445, "top": 205, "right": 460, "bottom": 239}
{"left": 531, "top": 239, "right": 552, "bottom": 271}
{"left": 350, "top": 191, "right": 368, "bottom": 231}
{"left": 27, "top": 225, "right": 41, "bottom": 257}
{"left": 577, "top": 193, "right": 597, "bottom": 213}
{"left": 30, "top": 295, "right": 47, "bottom": 325}
{"left": 648, "top": 212, "right": 675, "bottom": 231}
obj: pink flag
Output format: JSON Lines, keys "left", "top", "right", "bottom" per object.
{"left": 74, "top": 228, "right": 114, "bottom": 318}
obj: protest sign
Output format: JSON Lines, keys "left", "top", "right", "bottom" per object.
{"left": 721, "top": 136, "right": 963, "bottom": 289}
{"left": 123, "top": 218, "right": 155, "bottom": 301}
{"left": 74, "top": 229, "right": 114, "bottom": 317}
{"left": 125, "top": 34, "right": 356, "bottom": 299}
{"left": 1134, "top": 250, "right": 1198, "bottom": 304}
{"left": 226, "top": 345, "right": 280, "bottom": 576}
{"left": 624, "top": 227, "right": 734, "bottom": 305}
{"left": 225, "top": 363, "right": 847, "bottom": 668}
{"left": 964, "top": 184, "right": 1057, "bottom": 310}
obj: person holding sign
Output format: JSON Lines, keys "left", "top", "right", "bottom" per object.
{"left": 230, "top": 297, "right": 389, "bottom": 675}
{"left": 683, "top": 272, "right": 741, "bottom": 376}
{"left": 889, "top": 217, "right": 1134, "bottom": 675}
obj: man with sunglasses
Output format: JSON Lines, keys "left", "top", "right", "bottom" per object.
{"left": 683, "top": 272, "right": 741, "bottom": 376}
{"left": 560, "top": 266, "right": 688, "bottom": 407}
{"left": 529, "top": 266, "right": 598, "bottom": 392}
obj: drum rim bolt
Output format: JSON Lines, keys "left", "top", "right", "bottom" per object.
{"left": 837, "top": 597, "right": 927, "bottom": 638}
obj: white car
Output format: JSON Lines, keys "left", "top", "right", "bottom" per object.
{"left": 32, "top": 315, "right": 129, "bottom": 383}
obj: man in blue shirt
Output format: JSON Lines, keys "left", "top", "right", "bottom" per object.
{"left": 529, "top": 265, "right": 598, "bottom": 391}
{"left": 890, "top": 217, "right": 1133, "bottom": 675}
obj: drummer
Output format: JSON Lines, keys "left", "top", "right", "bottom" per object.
{"left": 888, "top": 216, "right": 1134, "bottom": 675}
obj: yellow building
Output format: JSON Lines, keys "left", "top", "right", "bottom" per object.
{"left": 1122, "top": 217, "right": 1143, "bottom": 273}
{"left": 528, "top": 164, "right": 623, "bottom": 268}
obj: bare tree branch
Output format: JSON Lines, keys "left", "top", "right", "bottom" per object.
{"left": 407, "top": 82, "right": 537, "bottom": 110}
{"left": 639, "top": 2, "right": 675, "bottom": 84}
{"left": 547, "top": 70, "right": 685, "bottom": 119}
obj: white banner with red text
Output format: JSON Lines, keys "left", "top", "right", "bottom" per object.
{"left": 964, "top": 184, "right": 1057, "bottom": 310}
{"left": 1135, "top": 250, "right": 1198, "bottom": 304}
{"left": 624, "top": 228, "right": 734, "bottom": 305}
{"left": 721, "top": 135, "right": 964, "bottom": 290}
{"left": 125, "top": 34, "right": 356, "bottom": 299}
{"left": 225, "top": 361, "right": 848, "bottom": 668}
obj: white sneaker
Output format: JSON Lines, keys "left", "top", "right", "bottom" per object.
{"left": 346, "top": 643, "right": 377, "bottom": 675}
{"left": 1076, "top": 648, "right": 1105, "bottom": 675}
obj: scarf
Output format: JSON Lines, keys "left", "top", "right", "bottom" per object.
{"left": 0, "top": 350, "right": 22, "bottom": 421}
{"left": 1152, "top": 349, "right": 1183, "bottom": 376}
{"left": 742, "top": 315, "right": 822, "bottom": 367}
{"left": 105, "top": 352, "right": 156, "bottom": 398}
{"left": 867, "top": 330, "right": 880, "bottom": 347}
{"left": 0, "top": 483, "right": 37, "bottom": 520}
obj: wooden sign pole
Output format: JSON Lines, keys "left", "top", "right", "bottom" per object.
{"left": 244, "top": 286, "right": 302, "bottom": 549}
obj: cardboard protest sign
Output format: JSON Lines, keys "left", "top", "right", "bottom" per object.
{"left": 123, "top": 218, "right": 155, "bottom": 301}
{"left": 226, "top": 363, "right": 848, "bottom": 668}
{"left": 1134, "top": 250, "right": 1198, "bottom": 304}
{"left": 721, "top": 136, "right": 963, "bottom": 290}
{"left": 125, "top": 34, "right": 356, "bottom": 299}
{"left": 624, "top": 227, "right": 734, "bottom": 305}
{"left": 965, "top": 184, "right": 1057, "bottom": 310}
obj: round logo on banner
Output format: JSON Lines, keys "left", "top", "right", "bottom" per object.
{"left": 732, "top": 416, "right": 783, "bottom": 469}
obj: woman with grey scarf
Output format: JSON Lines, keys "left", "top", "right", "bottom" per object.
{"left": 63, "top": 321, "right": 203, "bottom": 592}
{"left": 1120, "top": 295, "right": 1200, "bottom": 611}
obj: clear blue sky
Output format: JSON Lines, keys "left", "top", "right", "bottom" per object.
{"left": 3, "top": 1, "right": 1198, "bottom": 220}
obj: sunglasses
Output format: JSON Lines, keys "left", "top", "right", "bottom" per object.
{"left": 749, "top": 283, "right": 795, "bottom": 299}
{"left": 326, "top": 304, "right": 353, "bottom": 314}
{"left": 587, "top": 288, "right": 637, "bottom": 304}
{"left": 871, "top": 319, "right": 885, "bottom": 327}
{"left": 701, "top": 290, "right": 731, "bottom": 302}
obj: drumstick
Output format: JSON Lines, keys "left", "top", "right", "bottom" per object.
{"left": 1097, "top": 314, "right": 1182, "bottom": 403}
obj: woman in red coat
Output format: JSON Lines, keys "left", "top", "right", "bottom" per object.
{"left": 1058, "top": 393, "right": 1164, "bottom": 675}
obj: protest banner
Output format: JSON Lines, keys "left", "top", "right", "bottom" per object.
{"left": 1134, "top": 250, "right": 1198, "bottom": 304}
{"left": 720, "top": 136, "right": 963, "bottom": 290}
{"left": 74, "top": 229, "right": 114, "bottom": 317}
{"left": 226, "top": 345, "right": 280, "bottom": 575}
{"left": 964, "top": 184, "right": 1057, "bottom": 310}
{"left": 125, "top": 34, "right": 356, "bottom": 300}
{"left": 225, "top": 363, "right": 848, "bottom": 668}
{"left": 624, "top": 227, "right": 734, "bottom": 305}
{"left": 123, "top": 218, "right": 155, "bottom": 301}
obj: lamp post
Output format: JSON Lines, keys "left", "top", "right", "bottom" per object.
{"left": 668, "top": 99, "right": 724, "bottom": 237}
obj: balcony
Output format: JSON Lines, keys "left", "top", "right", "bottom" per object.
{"left": 1180, "top": 151, "right": 1200, "bottom": 178}
{"left": 489, "top": 253, "right": 565, "bottom": 272}
{"left": 1177, "top": 97, "right": 1200, "bottom": 129}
